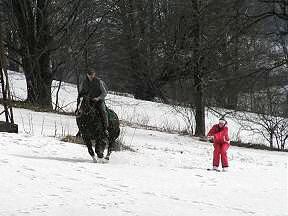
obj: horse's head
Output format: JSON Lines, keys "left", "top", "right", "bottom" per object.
{"left": 77, "top": 96, "right": 103, "bottom": 122}
{"left": 76, "top": 97, "right": 105, "bottom": 139}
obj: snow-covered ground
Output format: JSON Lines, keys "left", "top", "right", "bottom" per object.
{"left": 0, "top": 123, "right": 287, "bottom": 216}
{"left": 0, "top": 71, "right": 287, "bottom": 215}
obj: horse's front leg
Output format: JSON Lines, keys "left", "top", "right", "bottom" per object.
{"left": 95, "top": 136, "right": 108, "bottom": 163}
{"left": 83, "top": 135, "right": 96, "bottom": 162}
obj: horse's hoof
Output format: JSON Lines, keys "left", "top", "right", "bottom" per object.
{"left": 91, "top": 156, "right": 97, "bottom": 163}
{"left": 97, "top": 157, "right": 104, "bottom": 163}
{"left": 97, "top": 157, "right": 109, "bottom": 164}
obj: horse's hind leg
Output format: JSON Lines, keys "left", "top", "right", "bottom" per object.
{"left": 105, "top": 140, "right": 114, "bottom": 160}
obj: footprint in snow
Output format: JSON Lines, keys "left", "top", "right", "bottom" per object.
{"left": 22, "top": 166, "right": 36, "bottom": 172}
{"left": 118, "top": 184, "right": 129, "bottom": 188}
{"left": 143, "top": 191, "right": 157, "bottom": 196}
{"left": 169, "top": 195, "right": 180, "bottom": 201}
{"left": 0, "top": 159, "right": 8, "bottom": 164}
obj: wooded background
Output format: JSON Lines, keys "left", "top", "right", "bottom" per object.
{"left": 0, "top": 0, "right": 287, "bottom": 139}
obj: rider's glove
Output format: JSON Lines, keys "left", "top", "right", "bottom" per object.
{"left": 92, "top": 97, "right": 100, "bottom": 102}
{"left": 75, "top": 109, "right": 81, "bottom": 116}
{"left": 207, "top": 136, "right": 214, "bottom": 141}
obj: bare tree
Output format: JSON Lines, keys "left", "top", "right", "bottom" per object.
{"left": 1, "top": 0, "right": 81, "bottom": 107}
{"left": 234, "top": 83, "right": 288, "bottom": 149}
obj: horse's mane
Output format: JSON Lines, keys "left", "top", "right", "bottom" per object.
{"left": 80, "top": 97, "right": 102, "bottom": 117}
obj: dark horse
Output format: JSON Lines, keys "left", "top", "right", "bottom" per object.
{"left": 76, "top": 97, "right": 120, "bottom": 162}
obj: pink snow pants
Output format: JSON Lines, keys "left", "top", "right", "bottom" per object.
{"left": 213, "top": 142, "right": 230, "bottom": 168}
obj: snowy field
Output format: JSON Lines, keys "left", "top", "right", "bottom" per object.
{"left": 0, "top": 71, "right": 287, "bottom": 216}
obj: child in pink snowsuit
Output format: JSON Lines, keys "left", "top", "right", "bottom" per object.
{"left": 207, "top": 118, "right": 230, "bottom": 171}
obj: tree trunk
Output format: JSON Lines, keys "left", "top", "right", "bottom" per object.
{"left": 192, "top": 0, "right": 205, "bottom": 136}
{"left": 269, "top": 132, "right": 273, "bottom": 149}
{"left": 7, "top": 31, "right": 19, "bottom": 72}
{"left": 23, "top": 53, "right": 52, "bottom": 107}
{"left": 11, "top": 0, "right": 52, "bottom": 108}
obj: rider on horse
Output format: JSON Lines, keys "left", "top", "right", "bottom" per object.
{"left": 77, "top": 68, "right": 109, "bottom": 137}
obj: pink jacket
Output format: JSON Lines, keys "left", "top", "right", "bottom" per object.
{"left": 207, "top": 124, "right": 230, "bottom": 144}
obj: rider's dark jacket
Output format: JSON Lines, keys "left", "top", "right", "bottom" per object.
{"left": 78, "top": 76, "right": 107, "bottom": 101}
